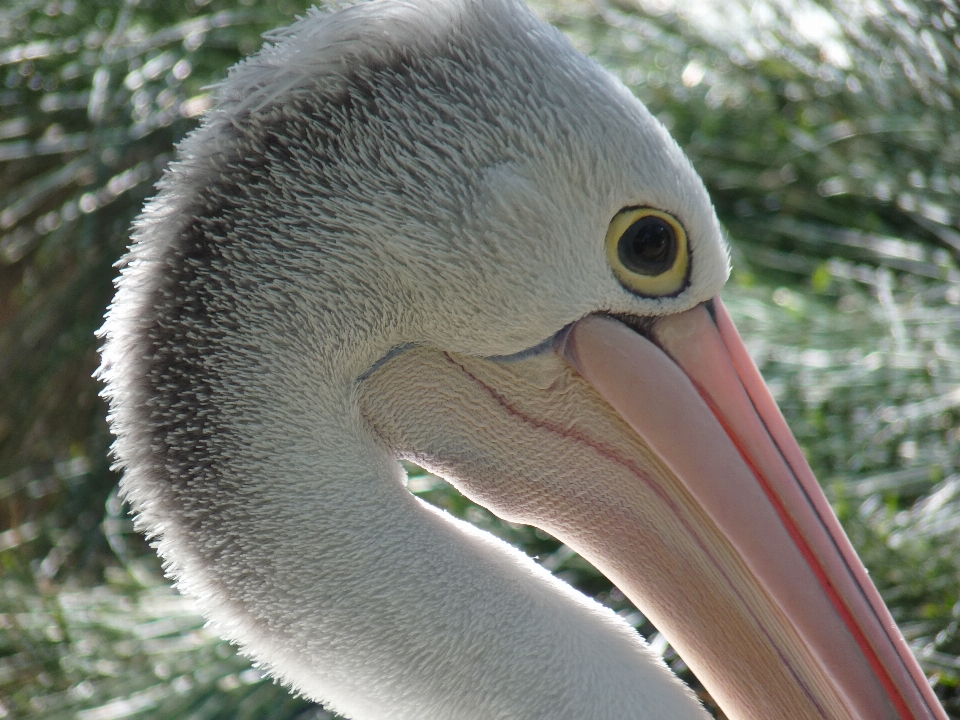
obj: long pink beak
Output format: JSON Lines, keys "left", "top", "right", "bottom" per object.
{"left": 563, "top": 297, "right": 945, "bottom": 720}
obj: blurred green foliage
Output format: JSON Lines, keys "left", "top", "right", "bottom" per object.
{"left": 2, "top": 0, "right": 960, "bottom": 717}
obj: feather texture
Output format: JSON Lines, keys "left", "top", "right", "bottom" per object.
{"left": 98, "top": 0, "right": 729, "bottom": 717}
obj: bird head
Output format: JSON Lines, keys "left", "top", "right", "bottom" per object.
{"left": 98, "top": 0, "right": 946, "bottom": 719}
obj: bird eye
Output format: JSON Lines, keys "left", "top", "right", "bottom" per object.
{"left": 605, "top": 207, "right": 689, "bottom": 297}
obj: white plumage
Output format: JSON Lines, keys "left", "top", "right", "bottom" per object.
{"left": 98, "top": 1, "right": 946, "bottom": 719}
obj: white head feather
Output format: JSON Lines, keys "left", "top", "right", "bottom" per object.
{"left": 99, "top": 0, "right": 729, "bottom": 717}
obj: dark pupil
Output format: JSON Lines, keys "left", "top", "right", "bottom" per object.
{"left": 617, "top": 216, "right": 677, "bottom": 276}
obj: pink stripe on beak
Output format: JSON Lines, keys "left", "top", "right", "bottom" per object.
{"left": 563, "top": 297, "right": 945, "bottom": 720}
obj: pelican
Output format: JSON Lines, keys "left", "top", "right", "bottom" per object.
{"left": 97, "top": 0, "right": 948, "bottom": 718}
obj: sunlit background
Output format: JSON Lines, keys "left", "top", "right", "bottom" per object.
{"left": 1, "top": 0, "right": 959, "bottom": 717}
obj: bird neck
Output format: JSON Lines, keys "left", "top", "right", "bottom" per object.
{"left": 135, "top": 366, "right": 701, "bottom": 719}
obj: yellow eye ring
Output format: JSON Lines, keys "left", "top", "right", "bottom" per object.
{"left": 605, "top": 207, "right": 690, "bottom": 297}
